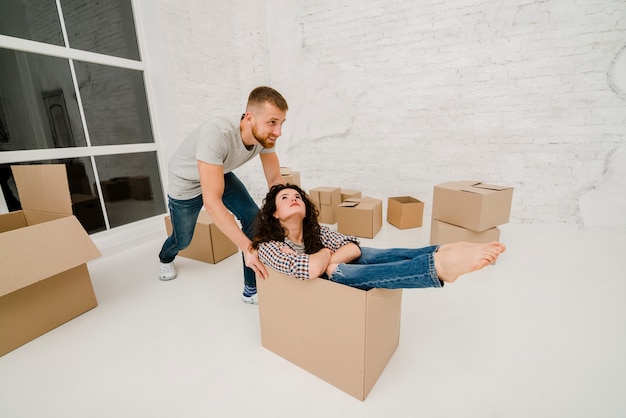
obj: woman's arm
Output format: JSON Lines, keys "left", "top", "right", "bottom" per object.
{"left": 330, "top": 242, "right": 361, "bottom": 264}
{"left": 258, "top": 241, "right": 308, "bottom": 280}
{"left": 308, "top": 248, "right": 333, "bottom": 278}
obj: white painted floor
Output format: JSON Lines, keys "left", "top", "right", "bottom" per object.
{"left": 1, "top": 221, "right": 625, "bottom": 418}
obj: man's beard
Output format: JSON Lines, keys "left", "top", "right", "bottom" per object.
{"left": 252, "top": 125, "right": 275, "bottom": 149}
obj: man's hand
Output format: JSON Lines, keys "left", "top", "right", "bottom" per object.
{"left": 244, "top": 247, "right": 268, "bottom": 280}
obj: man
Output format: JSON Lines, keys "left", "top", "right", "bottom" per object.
{"left": 158, "top": 86, "right": 288, "bottom": 305}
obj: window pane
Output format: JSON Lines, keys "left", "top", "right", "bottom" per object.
{"left": 0, "top": 48, "right": 87, "bottom": 151}
{"left": 0, "top": 158, "right": 107, "bottom": 234}
{"left": 74, "top": 60, "right": 154, "bottom": 146}
{"left": 95, "top": 152, "right": 165, "bottom": 228}
{"left": 0, "top": 1, "right": 64, "bottom": 46}
{"left": 60, "top": 0, "right": 140, "bottom": 61}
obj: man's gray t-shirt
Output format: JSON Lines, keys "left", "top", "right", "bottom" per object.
{"left": 167, "top": 116, "right": 275, "bottom": 200}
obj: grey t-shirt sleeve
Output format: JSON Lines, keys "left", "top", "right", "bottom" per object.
{"left": 195, "top": 122, "right": 229, "bottom": 165}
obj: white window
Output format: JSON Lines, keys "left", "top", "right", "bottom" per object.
{"left": 0, "top": 0, "right": 166, "bottom": 233}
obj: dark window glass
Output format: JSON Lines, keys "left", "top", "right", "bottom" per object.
{"left": 60, "top": 0, "right": 140, "bottom": 60}
{"left": 95, "top": 152, "right": 165, "bottom": 228}
{"left": 1, "top": 153, "right": 165, "bottom": 233}
{"left": 0, "top": 158, "right": 106, "bottom": 234}
{"left": 74, "top": 61, "right": 154, "bottom": 146}
{"left": 0, "top": 48, "right": 87, "bottom": 151}
{"left": 0, "top": 0, "right": 64, "bottom": 46}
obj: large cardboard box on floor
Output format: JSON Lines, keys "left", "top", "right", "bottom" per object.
{"left": 0, "top": 164, "right": 101, "bottom": 357}
{"left": 164, "top": 210, "right": 237, "bottom": 264}
{"left": 430, "top": 219, "right": 500, "bottom": 245}
{"left": 337, "top": 197, "right": 383, "bottom": 238}
{"left": 432, "top": 181, "right": 513, "bottom": 231}
{"left": 258, "top": 267, "right": 402, "bottom": 401}
{"left": 387, "top": 196, "right": 425, "bottom": 229}
{"left": 309, "top": 186, "right": 341, "bottom": 224}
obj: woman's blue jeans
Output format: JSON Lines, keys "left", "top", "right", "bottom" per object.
{"left": 329, "top": 246, "right": 443, "bottom": 290}
{"left": 158, "top": 172, "right": 259, "bottom": 288}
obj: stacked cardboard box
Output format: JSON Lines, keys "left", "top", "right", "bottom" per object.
{"left": 164, "top": 210, "right": 238, "bottom": 264}
{"left": 387, "top": 196, "right": 425, "bottom": 229}
{"left": 337, "top": 197, "right": 383, "bottom": 238}
{"left": 0, "top": 164, "right": 101, "bottom": 357}
{"left": 258, "top": 267, "right": 402, "bottom": 401}
{"left": 309, "top": 186, "right": 341, "bottom": 224}
{"left": 430, "top": 181, "right": 513, "bottom": 246}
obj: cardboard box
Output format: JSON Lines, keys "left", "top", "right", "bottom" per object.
{"left": 257, "top": 267, "right": 402, "bottom": 400}
{"left": 129, "top": 175, "right": 152, "bottom": 200}
{"left": 0, "top": 164, "right": 101, "bottom": 357}
{"left": 430, "top": 219, "right": 500, "bottom": 245}
{"left": 100, "top": 177, "right": 130, "bottom": 201}
{"left": 280, "top": 167, "right": 301, "bottom": 187}
{"left": 164, "top": 210, "right": 238, "bottom": 264}
{"left": 337, "top": 197, "right": 383, "bottom": 238}
{"left": 387, "top": 196, "right": 424, "bottom": 229}
{"left": 340, "top": 189, "right": 361, "bottom": 202}
{"left": 432, "top": 181, "right": 513, "bottom": 231}
{"left": 309, "top": 187, "right": 341, "bottom": 224}
{"left": 71, "top": 193, "right": 106, "bottom": 232}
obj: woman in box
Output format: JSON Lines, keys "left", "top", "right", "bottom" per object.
{"left": 251, "top": 184, "right": 506, "bottom": 289}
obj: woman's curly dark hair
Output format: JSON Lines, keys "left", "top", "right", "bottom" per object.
{"left": 251, "top": 183, "right": 324, "bottom": 254}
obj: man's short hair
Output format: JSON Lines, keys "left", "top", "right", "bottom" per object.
{"left": 247, "top": 86, "right": 288, "bottom": 111}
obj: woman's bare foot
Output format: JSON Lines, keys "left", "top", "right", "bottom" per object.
{"left": 434, "top": 241, "right": 506, "bottom": 283}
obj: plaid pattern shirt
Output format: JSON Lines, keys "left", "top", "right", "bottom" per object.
{"left": 257, "top": 225, "right": 359, "bottom": 280}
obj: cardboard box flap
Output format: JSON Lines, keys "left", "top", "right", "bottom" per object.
{"left": 470, "top": 182, "right": 513, "bottom": 192}
{"left": 338, "top": 199, "right": 361, "bottom": 208}
{"left": 11, "top": 164, "right": 73, "bottom": 215}
{"left": 0, "top": 216, "right": 101, "bottom": 297}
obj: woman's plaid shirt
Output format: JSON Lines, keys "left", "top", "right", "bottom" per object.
{"left": 257, "top": 225, "right": 359, "bottom": 280}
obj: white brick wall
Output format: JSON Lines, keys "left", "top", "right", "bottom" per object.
{"left": 156, "top": 0, "right": 626, "bottom": 231}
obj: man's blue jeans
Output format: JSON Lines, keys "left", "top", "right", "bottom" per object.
{"left": 159, "top": 172, "right": 259, "bottom": 287}
{"left": 329, "top": 246, "right": 443, "bottom": 290}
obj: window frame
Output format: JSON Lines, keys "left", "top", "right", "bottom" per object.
{"left": 0, "top": 1, "right": 170, "bottom": 243}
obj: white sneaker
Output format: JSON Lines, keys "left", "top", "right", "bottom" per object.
{"left": 241, "top": 293, "right": 258, "bottom": 305}
{"left": 159, "top": 262, "right": 177, "bottom": 281}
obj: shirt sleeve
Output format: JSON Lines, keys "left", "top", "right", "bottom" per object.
{"left": 319, "top": 225, "right": 360, "bottom": 251}
{"left": 258, "top": 241, "right": 312, "bottom": 280}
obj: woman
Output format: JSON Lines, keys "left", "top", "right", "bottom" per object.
{"left": 252, "top": 184, "right": 506, "bottom": 290}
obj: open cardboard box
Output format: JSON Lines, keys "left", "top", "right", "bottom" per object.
{"left": 257, "top": 267, "right": 402, "bottom": 401}
{"left": 164, "top": 210, "right": 237, "bottom": 264}
{"left": 337, "top": 197, "right": 383, "bottom": 238}
{"left": 432, "top": 181, "right": 513, "bottom": 232}
{"left": 0, "top": 164, "right": 101, "bottom": 356}
{"left": 387, "top": 196, "right": 425, "bottom": 229}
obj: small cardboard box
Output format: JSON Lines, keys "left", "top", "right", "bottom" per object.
{"left": 430, "top": 219, "right": 500, "bottom": 245}
{"left": 0, "top": 164, "right": 101, "bottom": 357}
{"left": 309, "top": 187, "right": 341, "bottom": 224}
{"left": 164, "top": 210, "right": 238, "bottom": 264}
{"left": 337, "top": 197, "right": 383, "bottom": 238}
{"left": 280, "top": 167, "right": 301, "bottom": 187}
{"left": 340, "top": 189, "right": 361, "bottom": 202}
{"left": 129, "top": 176, "right": 152, "bottom": 200}
{"left": 71, "top": 193, "right": 106, "bottom": 232}
{"left": 257, "top": 267, "right": 402, "bottom": 401}
{"left": 387, "top": 196, "right": 425, "bottom": 229}
{"left": 432, "top": 181, "right": 513, "bottom": 231}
